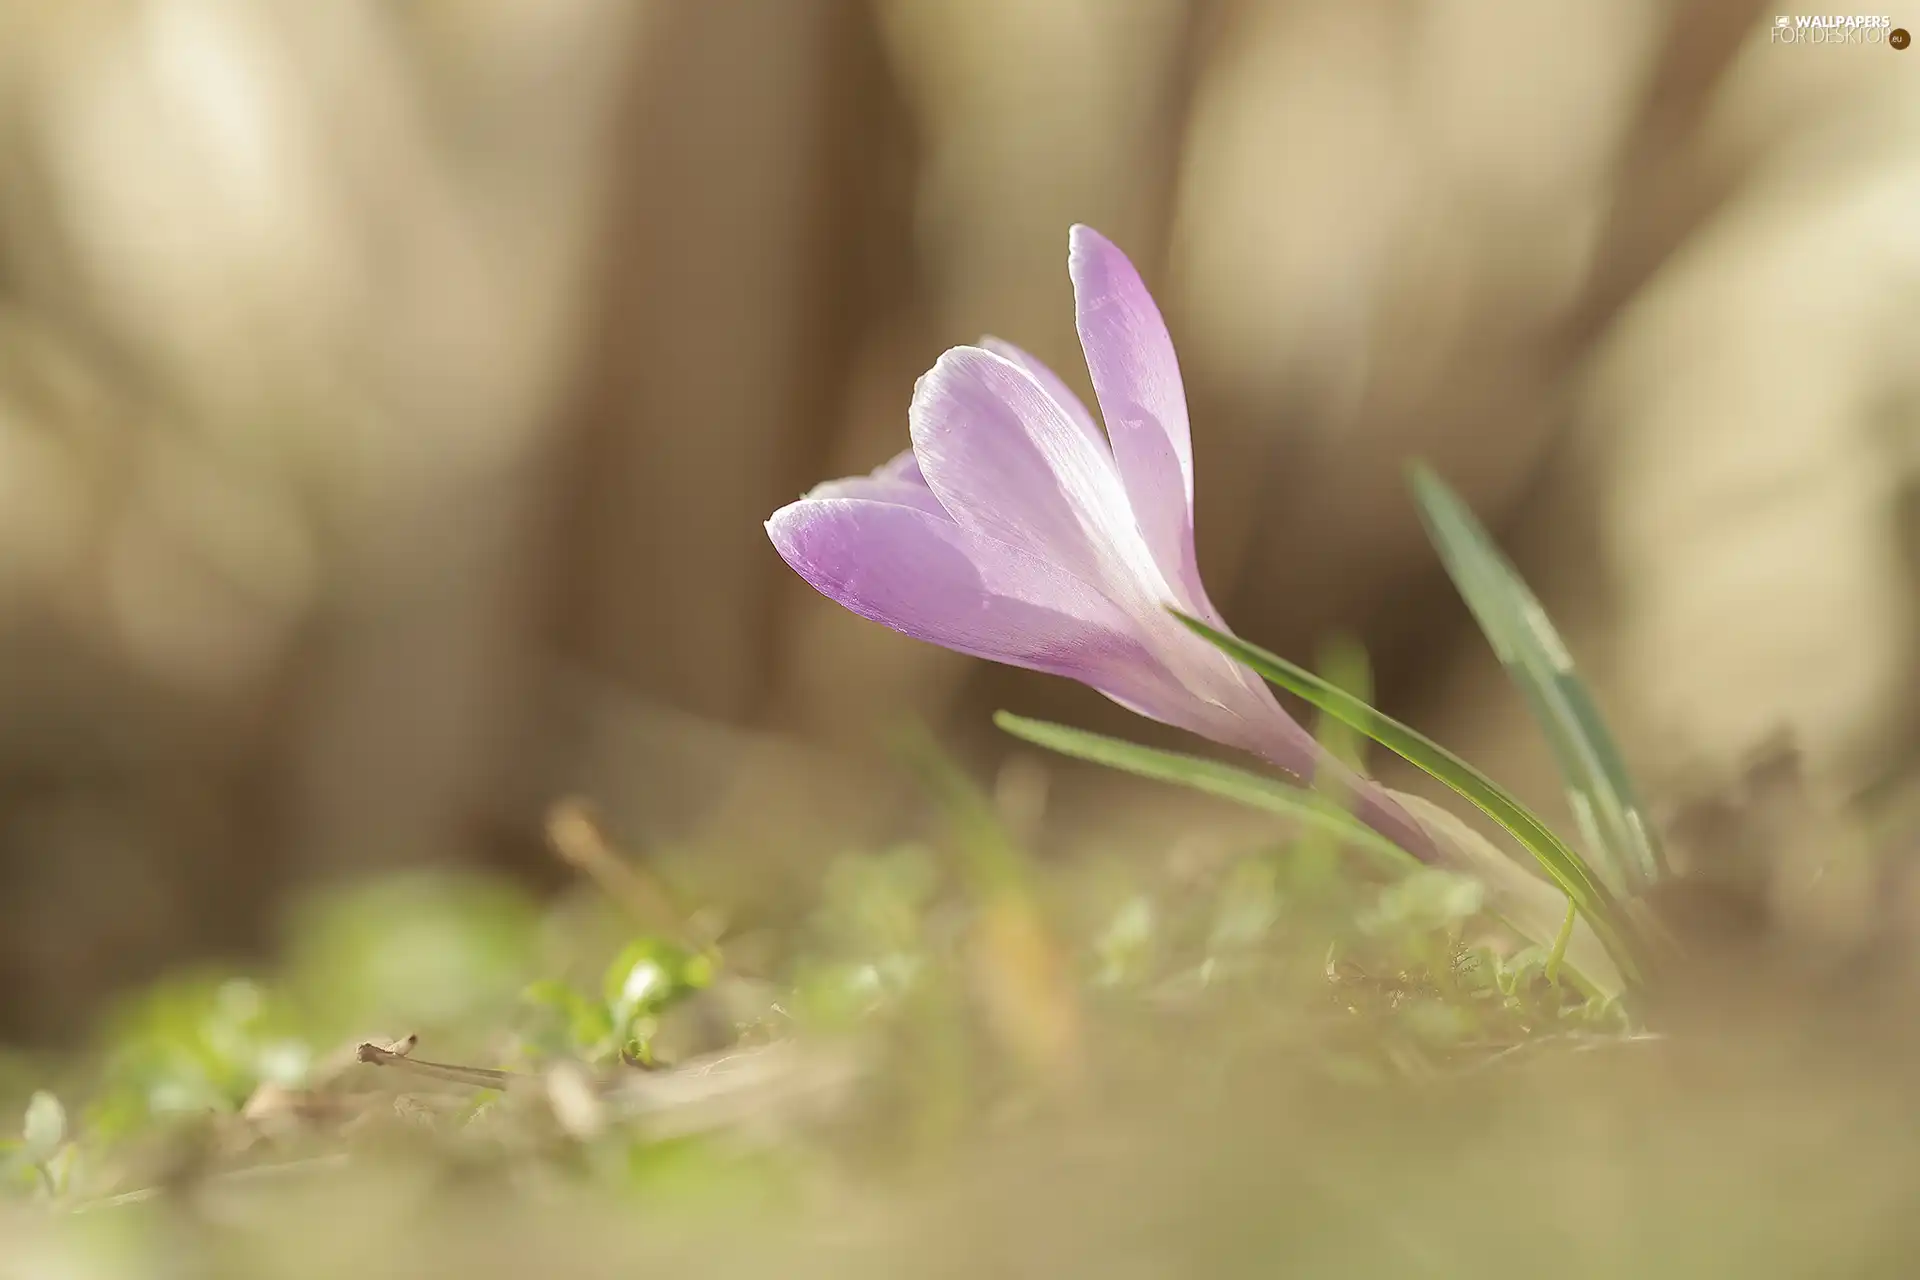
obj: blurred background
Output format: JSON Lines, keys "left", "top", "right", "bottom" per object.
{"left": 0, "top": 0, "right": 1913, "bottom": 1041}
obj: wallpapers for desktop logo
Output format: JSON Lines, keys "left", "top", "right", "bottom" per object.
{"left": 1771, "top": 14, "right": 1908, "bottom": 45}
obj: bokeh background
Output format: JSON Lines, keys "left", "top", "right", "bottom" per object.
{"left": 0, "top": 0, "right": 1914, "bottom": 1040}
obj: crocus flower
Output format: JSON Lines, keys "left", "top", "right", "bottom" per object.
{"left": 767, "top": 225, "right": 1435, "bottom": 862}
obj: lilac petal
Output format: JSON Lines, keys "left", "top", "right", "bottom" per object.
{"left": 767, "top": 496, "right": 1437, "bottom": 862}
{"left": 871, "top": 448, "right": 930, "bottom": 488}
{"left": 771, "top": 496, "right": 1146, "bottom": 680}
{"left": 803, "top": 477, "right": 947, "bottom": 518}
{"left": 769, "top": 497, "right": 1264, "bottom": 729}
{"left": 909, "top": 346, "right": 1166, "bottom": 606}
{"left": 1171, "top": 665, "right": 1437, "bottom": 861}
{"left": 978, "top": 336, "right": 1110, "bottom": 459}
{"left": 798, "top": 449, "right": 946, "bottom": 518}
{"left": 803, "top": 477, "right": 944, "bottom": 518}
{"left": 1304, "top": 754, "right": 1444, "bottom": 865}
{"left": 1173, "top": 652, "right": 1439, "bottom": 862}
{"left": 1068, "top": 225, "right": 1216, "bottom": 620}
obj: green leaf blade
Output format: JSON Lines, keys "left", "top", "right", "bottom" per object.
{"left": 1406, "top": 462, "right": 1665, "bottom": 891}
{"left": 994, "top": 711, "right": 1628, "bottom": 997}
{"left": 992, "top": 711, "right": 1420, "bottom": 876}
{"left": 1168, "top": 611, "right": 1645, "bottom": 987}
{"left": 1384, "top": 788, "right": 1624, "bottom": 999}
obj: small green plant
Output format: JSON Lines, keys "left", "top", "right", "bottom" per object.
{"left": 86, "top": 974, "right": 310, "bottom": 1141}
{"left": 521, "top": 938, "right": 715, "bottom": 1065}
{"left": 999, "top": 463, "right": 1671, "bottom": 1006}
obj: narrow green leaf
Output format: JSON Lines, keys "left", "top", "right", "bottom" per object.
{"left": 1384, "top": 790, "right": 1621, "bottom": 999}
{"left": 1407, "top": 462, "right": 1665, "bottom": 890}
{"left": 995, "top": 712, "right": 1626, "bottom": 997}
{"left": 992, "top": 712, "right": 1420, "bottom": 876}
{"left": 1312, "top": 634, "right": 1373, "bottom": 774}
{"left": 1546, "top": 899, "right": 1577, "bottom": 989}
{"left": 1170, "top": 611, "right": 1645, "bottom": 987}
{"left": 1296, "top": 635, "right": 1375, "bottom": 888}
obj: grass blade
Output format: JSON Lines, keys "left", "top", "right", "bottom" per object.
{"left": 1384, "top": 789, "right": 1623, "bottom": 999}
{"left": 1311, "top": 634, "right": 1374, "bottom": 775}
{"left": 996, "top": 712, "right": 1625, "bottom": 996}
{"left": 1407, "top": 462, "right": 1665, "bottom": 891}
{"left": 1296, "top": 636, "right": 1376, "bottom": 887}
{"left": 993, "top": 712, "right": 1420, "bottom": 876}
{"left": 1170, "top": 611, "right": 1645, "bottom": 987}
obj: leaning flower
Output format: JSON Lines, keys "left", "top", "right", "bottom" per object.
{"left": 767, "top": 225, "right": 1435, "bottom": 863}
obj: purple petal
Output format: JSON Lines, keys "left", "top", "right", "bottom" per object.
{"left": 770, "top": 496, "right": 1136, "bottom": 676}
{"left": 978, "top": 337, "right": 1110, "bottom": 460}
{"left": 871, "top": 448, "right": 930, "bottom": 488}
{"left": 1303, "top": 754, "right": 1445, "bottom": 865}
{"left": 1068, "top": 225, "right": 1217, "bottom": 621}
{"left": 909, "top": 346, "right": 1165, "bottom": 606}
{"left": 1157, "top": 645, "right": 1439, "bottom": 861}
{"left": 1173, "top": 666, "right": 1437, "bottom": 862}
{"left": 771, "top": 496, "right": 1277, "bottom": 732}
{"left": 803, "top": 450, "right": 947, "bottom": 517}
{"left": 766, "top": 495, "right": 1437, "bottom": 863}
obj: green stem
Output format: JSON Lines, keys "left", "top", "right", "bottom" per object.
{"left": 1545, "top": 898, "right": 1577, "bottom": 989}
